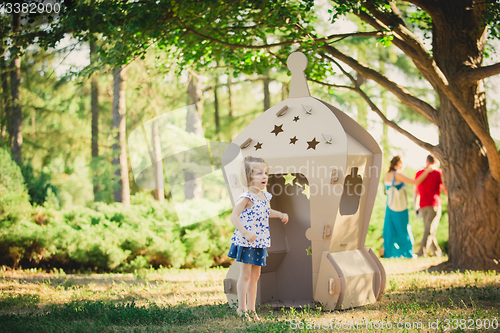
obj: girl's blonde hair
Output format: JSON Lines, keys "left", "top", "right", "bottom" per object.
{"left": 241, "top": 156, "right": 268, "bottom": 188}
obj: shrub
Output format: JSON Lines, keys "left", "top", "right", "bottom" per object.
{"left": 181, "top": 211, "right": 233, "bottom": 268}
{"left": 0, "top": 219, "right": 51, "bottom": 268}
{"left": 0, "top": 192, "right": 234, "bottom": 272}
{"left": 0, "top": 147, "right": 31, "bottom": 225}
{"left": 20, "top": 161, "right": 57, "bottom": 206}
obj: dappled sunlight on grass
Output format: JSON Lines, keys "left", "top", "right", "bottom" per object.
{"left": 1, "top": 261, "right": 498, "bottom": 332}
{"left": 0, "top": 266, "right": 228, "bottom": 314}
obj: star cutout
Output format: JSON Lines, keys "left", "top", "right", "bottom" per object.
{"left": 293, "top": 116, "right": 300, "bottom": 122}
{"left": 307, "top": 137, "right": 320, "bottom": 150}
{"left": 302, "top": 184, "right": 311, "bottom": 199}
{"left": 271, "top": 124, "right": 284, "bottom": 136}
{"left": 290, "top": 136, "right": 298, "bottom": 144}
{"left": 254, "top": 142, "right": 262, "bottom": 150}
{"left": 283, "top": 173, "right": 296, "bottom": 186}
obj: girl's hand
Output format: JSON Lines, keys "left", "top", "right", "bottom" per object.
{"left": 244, "top": 230, "right": 257, "bottom": 243}
{"left": 281, "top": 213, "right": 289, "bottom": 224}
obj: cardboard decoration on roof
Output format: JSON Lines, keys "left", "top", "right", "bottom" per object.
{"left": 222, "top": 52, "right": 385, "bottom": 310}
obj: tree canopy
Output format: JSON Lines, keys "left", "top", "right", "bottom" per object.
{"left": 49, "top": 1, "right": 500, "bottom": 174}
{"left": 4, "top": 0, "right": 500, "bottom": 270}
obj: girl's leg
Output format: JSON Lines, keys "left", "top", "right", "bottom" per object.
{"left": 237, "top": 263, "right": 252, "bottom": 316}
{"left": 247, "top": 264, "right": 262, "bottom": 320}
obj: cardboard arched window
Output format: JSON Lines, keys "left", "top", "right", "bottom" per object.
{"left": 340, "top": 167, "right": 363, "bottom": 216}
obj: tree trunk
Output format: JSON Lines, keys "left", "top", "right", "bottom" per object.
{"left": 112, "top": 67, "right": 130, "bottom": 206}
{"left": 228, "top": 74, "right": 234, "bottom": 118}
{"left": 380, "top": 106, "right": 389, "bottom": 168}
{"left": 439, "top": 98, "right": 500, "bottom": 270}
{"left": 10, "top": 12, "right": 22, "bottom": 164}
{"left": 282, "top": 82, "right": 288, "bottom": 101}
{"left": 228, "top": 75, "right": 236, "bottom": 140}
{"left": 214, "top": 75, "right": 220, "bottom": 134}
{"left": 353, "top": 98, "right": 367, "bottom": 129}
{"left": 0, "top": 56, "right": 8, "bottom": 139}
{"left": 185, "top": 73, "right": 203, "bottom": 200}
{"left": 151, "top": 121, "right": 164, "bottom": 202}
{"left": 90, "top": 41, "right": 100, "bottom": 199}
{"left": 263, "top": 76, "right": 270, "bottom": 111}
{"left": 432, "top": 2, "right": 499, "bottom": 270}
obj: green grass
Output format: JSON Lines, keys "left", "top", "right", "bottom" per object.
{"left": 0, "top": 259, "right": 498, "bottom": 332}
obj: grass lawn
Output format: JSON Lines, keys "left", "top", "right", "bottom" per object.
{"left": 0, "top": 257, "right": 498, "bottom": 332}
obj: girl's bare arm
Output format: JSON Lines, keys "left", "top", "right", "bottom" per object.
{"left": 230, "top": 197, "right": 257, "bottom": 242}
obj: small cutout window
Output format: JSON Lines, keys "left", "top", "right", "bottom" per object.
{"left": 339, "top": 167, "right": 363, "bottom": 216}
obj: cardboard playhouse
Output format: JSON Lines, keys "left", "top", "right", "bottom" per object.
{"left": 222, "top": 52, "right": 385, "bottom": 310}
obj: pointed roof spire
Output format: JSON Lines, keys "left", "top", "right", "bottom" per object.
{"left": 287, "top": 52, "right": 311, "bottom": 98}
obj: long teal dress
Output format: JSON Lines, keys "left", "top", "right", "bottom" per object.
{"left": 383, "top": 172, "right": 415, "bottom": 258}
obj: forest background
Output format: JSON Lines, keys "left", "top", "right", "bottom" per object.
{"left": 0, "top": 0, "right": 499, "bottom": 273}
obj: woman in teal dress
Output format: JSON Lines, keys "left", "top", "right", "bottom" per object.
{"left": 383, "top": 156, "right": 433, "bottom": 258}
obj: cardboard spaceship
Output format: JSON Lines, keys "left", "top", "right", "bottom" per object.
{"left": 222, "top": 52, "right": 385, "bottom": 310}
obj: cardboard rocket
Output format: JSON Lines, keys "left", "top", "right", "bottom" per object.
{"left": 222, "top": 52, "right": 385, "bottom": 310}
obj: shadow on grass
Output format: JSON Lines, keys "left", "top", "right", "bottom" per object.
{"left": 0, "top": 300, "right": 294, "bottom": 333}
{"left": 2, "top": 287, "right": 499, "bottom": 333}
{"left": 0, "top": 300, "right": 230, "bottom": 332}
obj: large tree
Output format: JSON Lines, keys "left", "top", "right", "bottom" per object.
{"left": 112, "top": 66, "right": 130, "bottom": 205}
{"left": 90, "top": 40, "right": 100, "bottom": 198}
{"left": 0, "top": 1, "right": 67, "bottom": 163}
{"left": 9, "top": 12, "right": 22, "bottom": 164}
{"left": 56, "top": 0, "right": 500, "bottom": 270}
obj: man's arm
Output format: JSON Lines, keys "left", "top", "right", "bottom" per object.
{"left": 414, "top": 185, "right": 420, "bottom": 212}
{"left": 439, "top": 170, "right": 448, "bottom": 195}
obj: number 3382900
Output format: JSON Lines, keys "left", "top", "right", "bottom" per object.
{"left": 1, "top": 2, "right": 61, "bottom": 14}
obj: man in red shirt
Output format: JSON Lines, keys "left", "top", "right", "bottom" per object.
{"left": 414, "top": 155, "right": 446, "bottom": 257}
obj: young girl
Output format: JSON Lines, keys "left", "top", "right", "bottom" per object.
{"left": 227, "top": 156, "right": 289, "bottom": 321}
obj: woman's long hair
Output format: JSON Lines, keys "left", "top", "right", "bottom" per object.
{"left": 388, "top": 155, "right": 401, "bottom": 172}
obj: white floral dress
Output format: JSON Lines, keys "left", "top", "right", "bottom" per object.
{"left": 227, "top": 191, "right": 272, "bottom": 266}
